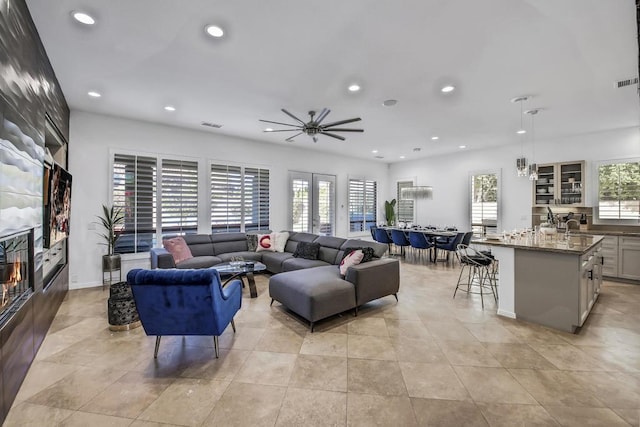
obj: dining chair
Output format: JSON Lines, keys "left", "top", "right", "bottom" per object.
{"left": 408, "top": 231, "right": 434, "bottom": 261}
{"left": 374, "top": 227, "right": 394, "bottom": 255}
{"left": 435, "top": 231, "right": 465, "bottom": 263}
{"left": 390, "top": 229, "right": 411, "bottom": 256}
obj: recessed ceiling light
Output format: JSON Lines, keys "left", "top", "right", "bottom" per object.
{"left": 372, "top": 149, "right": 378, "bottom": 154}
{"left": 516, "top": 129, "right": 526, "bottom": 134}
{"left": 87, "top": 91, "right": 101, "bottom": 98}
{"left": 264, "top": 128, "right": 273, "bottom": 132}
{"left": 399, "top": 155, "right": 406, "bottom": 159}
{"left": 441, "top": 85, "right": 455, "bottom": 93}
{"left": 72, "top": 11, "right": 95, "bottom": 25}
{"left": 382, "top": 99, "right": 398, "bottom": 107}
{"left": 348, "top": 84, "right": 361, "bottom": 92}
{"left": 431, "top": 136, "right": 439, "bottom": 140}
{"left": 205, "top": 25, "right": 224, "bottom": 38}
{"left": 459, "top": 145, "right": 466, "bottom": 149}
{"left": 164, "top": 105, "right": 176, "bottom": 112}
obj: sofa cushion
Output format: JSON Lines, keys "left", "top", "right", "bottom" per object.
{"left": 273, "top": 231, "right": 290, "bottom": 252}
{"left": 340, "top": 239, "right": 388, "bottom": 259}
{"left": 163, "top": 236, "right": 193, "bottom": 264}
{"left": 282, "top": 257, "right": 330, "bottom": 272}
{"left": 176, "top": 256, "right": 222, "bottom": 269}
{"left": 340, "top": 249, "right": 364, "bottom": 275}
{"left": 293, "top": 241, "right": 321, "bottom": 260}
{"left": 183, "top": 234, "right": 215, "bottom": 257}
{"left": 340, "top": 246, "right": 376, "bottom": 263}
{"left": 261, "top": 251, "right": 294, "bottom": 273}
{"left": 284, "top": 232, "right": 318, "bottom": 253}
{"left": 314, "top": 236, "right": 347, "bottom": 264}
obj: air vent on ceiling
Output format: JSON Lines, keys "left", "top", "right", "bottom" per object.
{"left": 615, "top": 77, "right": 639, "bottom": 88}
{"left": 201, "top": 121, "right": 222, "bottom": 128}
{"left": 374, "top": 155, "right": 384, "bottom": 159}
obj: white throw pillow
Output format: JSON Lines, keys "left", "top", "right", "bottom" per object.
{"left": 256, "top": 233, "right": 275, "bottom": 252}
{"left": 339, "top": 249, "right": 364, "bottom": 275}
{"left": 273, "top": 231, "right": 290, "bottom": 252}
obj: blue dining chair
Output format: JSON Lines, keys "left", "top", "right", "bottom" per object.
{"left": 390, "top": 229, "right": 411, "bottom": 256}
{"left": 408, "top": 231, "right": 434, "bottom": 260}
{"left": 435, "top": 232, "right": 465, "bottom": 263}
{"left": 128, "top": 268, "right": 242, "bottom": 358}
{"left": 369, "top": 225, "right": 378, "bottom": 240}
{"left": 374, "top": 227, "right": 394, "bottom": 255}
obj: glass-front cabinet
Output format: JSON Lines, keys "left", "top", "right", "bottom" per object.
{"left": 533, "top": 161, "right": 585, "bottom": 206}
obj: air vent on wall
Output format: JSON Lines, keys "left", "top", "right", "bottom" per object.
{"left": 201, "top": 121, "right": 222, "bottom": 128}
{"left": 615, "top": 77, "right": 639, "bottom": 88}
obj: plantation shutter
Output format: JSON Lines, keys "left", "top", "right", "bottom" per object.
{"left": 244, "top": 167, "right": 270, "bottom": 231}
{"left": 161, "top": 159, "right": 198, "bottom": 236}
{"left": 210, "top": 164, "right": 243, "bottom": 232}
{"left": 397, "top": 180, "right": 414, "bottom": 223}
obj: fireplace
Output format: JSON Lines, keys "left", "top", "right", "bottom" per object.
{"left": 0, "top": 230, "right": 34, "bottom": 325}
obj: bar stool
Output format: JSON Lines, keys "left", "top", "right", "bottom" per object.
{"left": 454, "top": 244, "right": 497, "bottom": 308}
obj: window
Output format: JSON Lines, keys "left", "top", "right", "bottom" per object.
{"left": 112, "top": 154, "right": 156, "bottom": 253}
{"left": 211, "top": 163, "right": 270, "bottom": 233}
{"left": 597, "top": 161, "right": 640, "bottom": 220}
{"left": 161, "top": 159, "right": 198, "bottom": 237}
{"left": 396, "top": 180, "right": 414, "bottom": 223}
{"left": 348, "top": 178, "right": 377, "bottom": 233}
{"left": 470, "top": 173, "right": 498, "bottom": 235}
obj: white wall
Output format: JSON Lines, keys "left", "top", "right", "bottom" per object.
{"left": 388, "top": 127, "right": 640, "bottom": 232}
{"left": 68, "top": 111, "right": 390, "bottom": 289}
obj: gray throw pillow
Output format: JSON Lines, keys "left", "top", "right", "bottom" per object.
{"left": 246, "top": 234, "right": 258, "bottom": 252}
{"left": 293, "top": 241, "right": 321, "bottom": 260}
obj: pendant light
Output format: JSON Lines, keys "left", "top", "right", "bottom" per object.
{"left": 525, "top": 108, "right": 540, "bottom": 181}
{"left": 512, "top": 96, "right": 529, "bottom": 177}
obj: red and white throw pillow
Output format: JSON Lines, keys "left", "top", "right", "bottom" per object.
{"left": 163, "top": 236, "right": 193, "bottom": 264}
{"left": 339, "top": 249, "right": 364, "bottom": 275}
{"left": 256, "top": 233, "right": 275, "bottom": 252}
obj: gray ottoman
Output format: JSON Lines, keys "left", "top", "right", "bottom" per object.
{"left": 269, "top": 265, "right": 356, "bottom": 331}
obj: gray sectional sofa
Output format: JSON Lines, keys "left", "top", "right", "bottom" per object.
{"left": 149, "top": 231, "right": 400, "bottom": 331}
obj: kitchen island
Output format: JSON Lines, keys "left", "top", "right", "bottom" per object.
{"left": 475, "top": 234, "right": 604, "bottom": 333}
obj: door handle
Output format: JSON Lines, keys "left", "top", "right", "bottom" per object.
{"left": 588, "top": 270, "right": 593, "bottom": 280}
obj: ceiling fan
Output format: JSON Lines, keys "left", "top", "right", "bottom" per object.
{"left": 260, "top": 108, "right": 363, "bottom": 142}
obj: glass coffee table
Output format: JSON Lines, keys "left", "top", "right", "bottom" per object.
{"left": 211, "top": 261, "right": 266, "bottom": 298}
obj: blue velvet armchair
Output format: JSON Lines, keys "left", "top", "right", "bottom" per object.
{"left": 127, "top": 268, "right": 242, "bottom": 358}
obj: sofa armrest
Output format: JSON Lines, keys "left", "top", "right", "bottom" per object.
{"left": 150, "top": 247, "right": 176, "bottom": 269}
{"left": 345, "top": 258, "right": 400, "bottom": 306}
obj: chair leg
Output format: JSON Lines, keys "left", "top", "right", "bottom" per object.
{"left": 394, "top": 293, "right": 398, "bottom": 302}
{"left": 154, "top": 336, "right": 162, "bottom": 359}
{"left": 213, "top": 335, "right": 219, "bottom": 358}
{"left": 354, "top": 306, "right": 359, "bottom": 316}
{"left": 310, "top": 322, "right": 315, "bottom": 333}
{"left": 231, "top": 318, "right": 236, "bottom": 333}
{"left": 270, "top": 298, "right": 275, "bottom": 306}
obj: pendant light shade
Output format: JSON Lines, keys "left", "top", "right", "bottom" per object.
{"left": 512, "top": 96, "right": 529, "bottom": 177}
{"left": 525, "top": 108, "right": 540, "bottom": 181}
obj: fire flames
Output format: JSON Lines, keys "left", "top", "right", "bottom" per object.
{"left": 1, "top": 256, "right": 21, "bottom": 310}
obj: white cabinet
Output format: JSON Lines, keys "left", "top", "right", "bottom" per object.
{"left": 533, "top": 161, "right": 585, "bottom": 207}
{"left": 618, "top": 236, "right": 640, "bottom": 281}
{"left": 579, "top": 245, "right": 602, "bottom": 326}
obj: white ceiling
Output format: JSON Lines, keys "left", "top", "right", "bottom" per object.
{"left": 26, "top": 0, "right": 640, "bottom": 163}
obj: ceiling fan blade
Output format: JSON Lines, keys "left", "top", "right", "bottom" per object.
{"left": 264, "top": 129, "right": 302, "bottom": 132}
{"left": 281, "top": 109, "right": 306, "bottom": 125}
{"left": 321, "top": 117, "right": 362, "bottom": 128}
{"left": 320, "top": 131, "right": 346, "bottom": 141}
{"left": 314, "top": 108, "right": 330, "bottom": 125}
{"left": 259, "top": 119, "right": 300, "bottom": 127}
{"left": 319, "top": 128, "right": 364, "bottom": 132}
{"left": 285, "top": 132, "right": 304, "bottom": 142}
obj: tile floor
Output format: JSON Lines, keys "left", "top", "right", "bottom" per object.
{"left": 5, "top": 257, "right": 640, "bottom": 426}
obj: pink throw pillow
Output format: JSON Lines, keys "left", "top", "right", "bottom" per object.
{"left": 163, "top": 236, "right": 193, "bottom": 264}
{"left": 339, "top": 249, "right": 364, "bottom": 276}
{"left": 256, "top": 233, "right": 275, "bottom": 252}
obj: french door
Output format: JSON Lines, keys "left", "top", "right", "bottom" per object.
{"left": 289, "top": 172, "right": 336, "bottom": 235}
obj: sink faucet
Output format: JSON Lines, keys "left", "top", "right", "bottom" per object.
{"left": 565, "top": 219, "right": 580, "bottom": 237}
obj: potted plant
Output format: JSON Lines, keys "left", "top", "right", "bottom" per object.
{"left": 384, "top": 199, "right": 396, "bottom": 226}
{"left": 96, "top": 204, "right": 124, "bottom": 272}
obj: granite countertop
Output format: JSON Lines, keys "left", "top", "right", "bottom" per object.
{"left": 565, "top": 229, "right": 640, "bottom": 238}
{"left": 476, "top": 234, "right": 604, "bottom": 255}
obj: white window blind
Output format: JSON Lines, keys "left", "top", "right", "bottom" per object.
{"left": 112, "top": 154, "right": 156, "bottom": 253}
{"left": 471, "top": 173, "right": 498, "bottom": 234}
{"left": 397, "top": 180, "right": 414, "bottom": 223}
{"left": 598, "top": 161, "right": 640, "bottom": 220}
{"left": 161, "top": 159, "right": 198, "bottom": 236}
{"left": 291, "top": 177, "right": 310, "bottom": 232}
{"left": 211, "top": 164, "right": 270, "bottom": 232}
{"left": 349, "top": 178, "right": 377, "bottom": 233}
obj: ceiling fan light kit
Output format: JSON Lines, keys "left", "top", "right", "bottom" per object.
{"left": 260, "top": 108, "right": 363, "bottom": 143}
